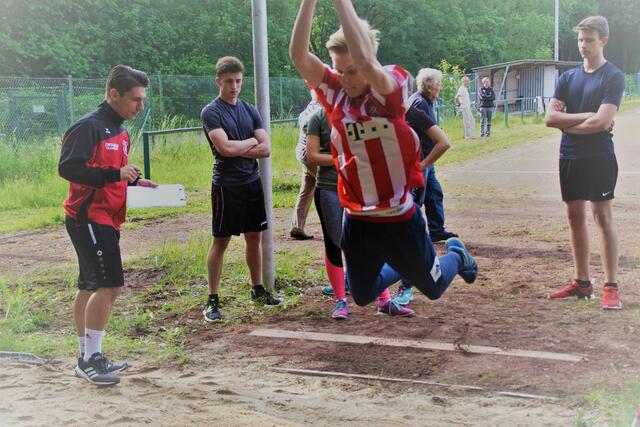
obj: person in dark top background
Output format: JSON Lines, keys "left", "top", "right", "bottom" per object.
{"left": 478, "top": 77, "right": 495, "bottom": 137}
{"left": 59, "top": 64, "right": 157, "bottom": 386}
{"left": 545, "top": 16, "right": 625, "bottom": 310}
{"left": 407, "top": 68, "right": 459, "bottom": 243}
{"left": 305, "top": 108, "right": 350, "bottom": 319}
{"left": 393, "top": 67, "right": 457, "bottom": 307}
{"left": 200, "top": 56, "right": 281, "bottom": 323}
{"left": 290, "top": 90, "right": 321, "bottom": 240}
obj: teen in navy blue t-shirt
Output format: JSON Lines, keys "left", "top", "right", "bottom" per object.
{"left": 545, "top": 16, "right": 625, "bottom": 310}
{"left": 201, "top": 97, "right": 263, "bottom": 186}
{"left": 199, "top": 56, "right": 281, "bottom": 323}
{"left": 553, "top": 61, "right": 624, "bottom": 160}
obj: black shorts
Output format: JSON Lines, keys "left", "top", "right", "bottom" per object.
{"left": 559, "top": 155, "right": 618, "bottom": 202}
{"left": 211, "top": 179, "right": 268, "bottom": 237}
{"left": 65, "top": 216, "right": 124, "bottom": 291}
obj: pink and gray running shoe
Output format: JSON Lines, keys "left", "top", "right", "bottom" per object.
{"left": 332, "top": 300, "right": 349, "bottom": 320}
{"left": 377, "top": 300, "right": 415, "bottom": 317}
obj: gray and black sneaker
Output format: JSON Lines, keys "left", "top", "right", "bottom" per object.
{"left": 105, "top": 357, "right": 128, "bottom": 373}
{"left": 74, "top": 353, "right": 120, "bottom": 386}
{"left": 203, "top": 300, "right": 222, "bottom": 322}
{"left": 251, "top": 286, "right": 283, "bottom": 306}
{"left": 77, "top": 355, "right": 128, "bottom": 374}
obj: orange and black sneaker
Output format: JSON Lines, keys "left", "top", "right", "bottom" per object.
{"left": 598, "top": 284, "right": 623, "bottom": 310}
{"left": 548, "top": 279, "right": 594, "bottom": 299}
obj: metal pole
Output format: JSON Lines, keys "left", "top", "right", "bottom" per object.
{"left": 554, "top": 0, "right": 560, "bottom": 61}
{"left": 143, "top": 132, "right": 151, "bottom": 179}
{"left": 279, "top": 76, "right": 284, "bottom": 118}
{"left": 158, "top": 72, "right": 165, "bottom": 120}
{"left": 504, "top": 100, "right": 509, "bottom": 127}
{"left": 68, "top": 75, "right": 74, "bottom": 124}
{"left": 251, "top": 0, "right": 275, "bottom": 289}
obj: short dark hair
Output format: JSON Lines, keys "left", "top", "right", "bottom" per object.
{"left": 105, "top": 65, "right": 149, "bottom": 96}
{"left": 215, "top": 56, "right": 244, "bottom": 77}
{"left": 574, "top": 16, "right": 609, "bottom": 39}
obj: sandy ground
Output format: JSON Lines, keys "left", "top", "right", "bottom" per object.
{"left": 1, "top": 108, "right": 640, "bottom": 426}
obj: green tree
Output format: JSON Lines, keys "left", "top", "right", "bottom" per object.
{"left": 0, "top": 0, "right": 637, "bottom": 77}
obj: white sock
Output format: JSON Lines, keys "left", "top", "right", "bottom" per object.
{"left": 83, "top": 328, "right": 105, "bottom": 362}
{"left": 77, "top": 335, "right": 85, "bottom": 356}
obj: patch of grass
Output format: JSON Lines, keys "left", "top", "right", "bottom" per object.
{"left": 142, "top": 232, "right": 319, "bottom": 324}
{"left": 499, "top": 221, "right": 567, "bottom": 241}
{"left": 0, "top": 123, "right": 301, "bottom": 232}
{"left": 0, "top": 116, "right": 555, "bottom": 234}
{"left": 0, "top": 230, "right": 324, "bottom": 361}
{"left": 0, "top": 278, "right": 77, "bottom": 356}
{"left": 2, "top": 97, "right": 639, "bottom": 233}
{"left": 0, "top": 206, "right": 65, "bottom": 233}
{"left": 437, "top": 114, "right": 556, "bottom": 165}
{"left": 124, "top": 193, "right": 210, "bottom": 227}
{"left": 575, "top": 381, "right": 640, "bottom": 426}
{"left": 619, "top": 97, "right": 640, "bottom": 112}
{"left": 0, "top": 267, "right": 194, "bottom": 363}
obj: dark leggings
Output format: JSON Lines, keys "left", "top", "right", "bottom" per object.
{"left": 314, "top": 187, "right": 343, "bottom": 267}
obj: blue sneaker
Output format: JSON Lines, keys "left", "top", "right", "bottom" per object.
{"left": 392, "top": 285, "right": 414, "bottom": 306}
{"left": 445, "top": 238, "right": 478, "bottom": 284}
{"left": 321, "top": 285, "right": 334, "bottom": 296}
{"left": 322, "top": 285, "right": 351, "bottom": 296}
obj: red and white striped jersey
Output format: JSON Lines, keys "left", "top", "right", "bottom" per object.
{"left": 313, "top": 64, "right": 423, "bottom": 222}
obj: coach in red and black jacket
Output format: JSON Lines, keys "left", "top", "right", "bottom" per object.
{"left": 59, "top": 100, "right": 137, "bottom": 229}
{"left": 58, "top": 65, "right": 156, "bottom": 387}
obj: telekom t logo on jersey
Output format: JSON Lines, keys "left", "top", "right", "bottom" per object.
{"left": 344, "top": 118, "right": 391, "bottom": 143}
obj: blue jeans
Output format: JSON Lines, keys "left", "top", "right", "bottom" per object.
{"left": 480, "top": 107, "right": 493, "bottom": 136}
{"left": 412, "top": 166, "right": 446, "bottom": 236}
{"left": 342, "top": 206, "right": 461, "bottom": 306}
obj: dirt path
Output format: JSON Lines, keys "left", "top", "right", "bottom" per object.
{"left": 2, "top": 109, "right": 640, "bottom": 426}
{"left": 0, "top": 209, "right": 330, "bottom": 280}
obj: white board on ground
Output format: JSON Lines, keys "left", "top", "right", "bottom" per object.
{"left": 270, "top": 367, "right": 560, "bottom": 401}
{"left": 127, "top": 184, "right": 186, "bottom": 208}
{"left": 249, "top": 329, "right": 586, "bottom": 363}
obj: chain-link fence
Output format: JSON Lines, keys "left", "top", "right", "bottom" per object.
{"left": 0, "top": 76, "right": 152, "bottom": 144}
{"left": 0, "top": 75, "right": 310, "bottom": 143}
{"left": 149, "top": 74, "right": 310, "bottom": 122}
{"left": 1, "top": 73, "right": 638, "bottom": 143}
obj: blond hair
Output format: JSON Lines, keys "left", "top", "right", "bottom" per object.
{"left": 326, "top": 18, "right": 380, "bottom": 54}
{"left": 574, "top": 16, "right": 609, "bottom": 39}
{"left": 416, "top": 68, "right": 442, "bottom": 94}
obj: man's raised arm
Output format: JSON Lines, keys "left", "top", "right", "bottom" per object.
{"left": 333, "top": 0, "right": 394, "bottom": 95}
{"left": 289, "top": 0, "right": 325, "bottom": 88}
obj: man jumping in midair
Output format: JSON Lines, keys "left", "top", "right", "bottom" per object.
{"left": 289, "top": 0, "right": 478, "bottom": 316}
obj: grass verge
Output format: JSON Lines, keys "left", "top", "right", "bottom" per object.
{"left": 575, "top": 381, "right": 640, "bottom": 426}
{"left": 0, "top": 232, "right": 322, "bottom": 363}
{"left": 0, "top": 111, "right": 560, "bottom": 233}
